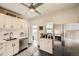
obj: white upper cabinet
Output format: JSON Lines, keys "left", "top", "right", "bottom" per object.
{"left": 22, "top": 19, "right": 29, "bottom": 30}
{"left": 21, "top": 19, "right": 26, "bottom": 30}
{"left": 5, "top": 15, "right": 12, "bottom": 29}
{"left": 16, "top": 18, "right": 22, "bottom": 30}
{"left": 0, "top": 13, "right": 5, "bottom": 29}
{"left": 11, "top": 17, "right": 17, "bottom": 30}
{"left": 16, "top": 18, "right": 27, "bottom": 30}
{"left": 19, "top": 19, "right": 24, "bottom": 30}
{"left": 0, "top": 13, "right": 28, "bottom": 30}
{"left": 64, "top": 23, "right": 79, "bottom": 30}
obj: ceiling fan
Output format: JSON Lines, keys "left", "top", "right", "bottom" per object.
{"left": 20, "top": 3, "right": 43, "bottom": 15}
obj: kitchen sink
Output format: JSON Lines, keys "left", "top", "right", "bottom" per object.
{"left": 4, "top": 38, "right": 17, "bottom": 41}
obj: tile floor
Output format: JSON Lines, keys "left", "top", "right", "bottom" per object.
{"left": 16, "top": 45, "right": 38, "bottom": 56}
{"left": 16, "top": 44, "right": 71, "bottom": 56}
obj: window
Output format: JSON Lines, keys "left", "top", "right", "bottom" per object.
{"left": 46, "top": 22, "right": 53, "bottom": 34}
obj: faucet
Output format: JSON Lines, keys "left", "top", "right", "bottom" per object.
{"left": 9, "top": 32, "right": 13, "bottom": 39}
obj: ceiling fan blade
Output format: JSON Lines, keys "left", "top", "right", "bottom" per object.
{"left": 20, "top": 3, "right": 29, "bottom": 8}
{"left": 34, "top": 3, "right": 43, "bottom": 8}
{"left": 34, "top": 10, "right": 41, "bottom": 15}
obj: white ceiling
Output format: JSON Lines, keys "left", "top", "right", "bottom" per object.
{"left": 0, "top": 3, "right": 79, "bottom": 19}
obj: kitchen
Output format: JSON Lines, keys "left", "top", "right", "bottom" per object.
{"left": 0, "top": 12, "right": 29, "bottom": 56}
{"left": 0, "top": 3, "right": 79, "bottom": 56}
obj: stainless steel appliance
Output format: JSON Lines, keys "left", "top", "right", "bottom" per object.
{"left": 19, "top": 38, "right": 28, "bottom": 51}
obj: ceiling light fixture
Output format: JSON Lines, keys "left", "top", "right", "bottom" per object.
{"left": 29, "top": 3, "right": 35, "bottom": 12}
{"left": 29, "top": 8, "right": 35, "bottom": 12}
{"left": 21, "top": 3, "right": 43, "bottom": 14}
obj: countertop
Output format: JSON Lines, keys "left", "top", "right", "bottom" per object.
{"left": 19, "top": 37, "right": 28, "bottom": 40}
{"left": 0, "top": 36, "right": 28, "bottom": 43}
{"left": 0, "top": 40, "right": 7, "bottom": 43}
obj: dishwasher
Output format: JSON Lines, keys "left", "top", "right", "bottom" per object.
{"left": 19, "top": 38, "right": 28, "bottom": 51}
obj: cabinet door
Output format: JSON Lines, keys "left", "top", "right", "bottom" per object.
{"left": 22, "top": 19, "right": 29, "bottom": 30}
{"left": 14, "top": 18, "right": 18, "bottom": 30}
{"left": 0, "top": 13, "right": 5, "bottom": 29}
{"left": 46, "top": 39, "right": 53, "bottom": 54}
{"left": 0, "top": 42, "right": 6, "bottom": 56}
{"left": 5, "top": 15, "right": 11, "bottom": 29}
{"left": 6, "top": 40, "right": 19, "bottom": 56}
{"left": 39, "top": 39, "right": 53, "bottom": 54}
{"left": 40, "top": 39, "right": 49, "bottom": 53}
{"left": 39, "top": 39, "right": 45, "bottom": 51}
{"left": 20, "top": 19, "right": 26, "bottom": 30}
{"left": 16, "top": 18, "right": 22, "bottom": 30}
{"left": 22, "top": 20, "right": 26, "bottom": 30}
{"left": 13, "top": 40, "right": 19, "bottom": 55}
{"left": 11, "top": 17, "right": 17, "bottom": 29}
{"left": 6, "top": 41, "right": 13, "bottom": 56}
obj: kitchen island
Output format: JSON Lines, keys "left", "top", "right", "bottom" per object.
{"left": 39, "top": 33, "right": 61, "bottom": 55}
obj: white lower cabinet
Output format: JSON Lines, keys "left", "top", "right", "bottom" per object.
{"left": 0, "top": 42, "right": 6, "bottom": 56}
{"left": 6, "top": 39, "right": 19, "bottom": 56}
{"left": 0, "top": 39, "right": 19, "bottom": 56}
{"left": 13, "top": 40, "right": 19, "bottom": 55}
{"left": 39, "top": 38, "right": 53, "bottom": 54}
{"left": 6, "top": 41, "right": 14, "bottom": 56}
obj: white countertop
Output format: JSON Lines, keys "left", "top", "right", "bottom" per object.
{"left": 0, "top": 40, "right": 7, "bottom": 43}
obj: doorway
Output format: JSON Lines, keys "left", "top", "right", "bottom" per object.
{"left": 32, "top": 25, "right": 38, "bottom": 47}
